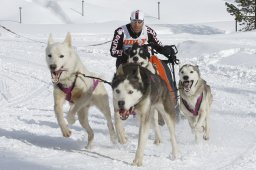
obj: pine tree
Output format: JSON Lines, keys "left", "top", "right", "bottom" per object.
{"left": 225, "top": 0, "right": 256, "bottom": 31}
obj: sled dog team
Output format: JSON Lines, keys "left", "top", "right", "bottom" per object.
{"left": 45, "top": 33, "right": 213, "bottom": 166}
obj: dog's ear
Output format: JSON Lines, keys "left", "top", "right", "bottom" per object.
{"left": 124, "top": 48, "right": 132, "bottom": 56}
{"left": 194, "top": 65, "right": 201, "bottom": 76}
{"left": 179, "top": 64, "right": 185, "bottom": 73}
{"left": 132, "top": 42, "right": 139, "bottom": 49}
{"left": 116, "top": 64, "right": 124, "bottom": 76}
{"left": 48, "top": 33, "right": 54, "bottom": 45}
{"left": 64, "top": 32, "right": 72, "bottom": 47}
{"left": 111, "top": 73, "right": 117, "bottom": 87}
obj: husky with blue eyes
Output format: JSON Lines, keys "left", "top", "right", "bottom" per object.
{"left": 111, "top": 63, "right": 178, "bottom": 166}
{"left": 179, "top": 64, "right": 213, "bottom": 143}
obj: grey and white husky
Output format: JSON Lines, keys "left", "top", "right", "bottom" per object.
{"left": 45, "top": 33, "right": 116, "bottom": 148}
{"left": 179, "top": 64, "right": 213, "bottom": 143}
{"left": 112, "top": 63, "right": 177, "bottom": 166}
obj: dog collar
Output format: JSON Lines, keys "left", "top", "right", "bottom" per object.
{"left": 181, "top": 93, "right": 203, "bottom": 116}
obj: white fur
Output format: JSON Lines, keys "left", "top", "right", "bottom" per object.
{"left": 179, "top": 64, "right": 213, "bottom": 143}
{"left": 45, "top": 33, "right": 116, "bottom": 148}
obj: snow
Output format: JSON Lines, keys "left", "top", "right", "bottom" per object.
{"left": 0, "top": 0, "right": 256, "bottom": 170}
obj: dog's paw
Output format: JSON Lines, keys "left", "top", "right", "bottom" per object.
{"left": 203, "top": 127, "right": 210, "bottom": 140}
{"left": 118, "top": 136, "right": 128, "bottom": 144}
{"left": 110, "top": 134, "right": 117, "bottom": 144}
{"left": 168, "top": 153, "right": 176, "bottom": 160}
{"left": 203, "top": 133, "right": 210, "bottom": 140}
{"left": 203, "top": 135, "right": 209, "bottom": 140}
{"left": 85, "top": 143, "right": 93, "bottom": 150}
{"left": 154, "top": 138, "right": 161, "bottom": 145}
{"left": 67, "top": 114, "right": 76, "bottom": 125}
{"left": 131, "top": 159, "right": 143, "bottom": 167}
{"left": 61, "top": 127, "right": 72, "bottom": 138}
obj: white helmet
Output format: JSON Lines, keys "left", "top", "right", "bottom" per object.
{"left": 130, "top": 10, "right": 144, "bottom": 21}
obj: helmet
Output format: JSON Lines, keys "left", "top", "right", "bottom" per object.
{"left": 130, "top": 10, "right": 144, "bottom": 21}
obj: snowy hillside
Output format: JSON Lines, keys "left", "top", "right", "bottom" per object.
{"left": 1, "top": 0, "right": 233, "bottom": 24}
{"left": 0, "top": 0, "right": 256, "bottom": 170}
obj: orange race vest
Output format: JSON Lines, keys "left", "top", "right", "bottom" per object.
{"left": 150, "top": 55, "right": 176, "bottom": 101}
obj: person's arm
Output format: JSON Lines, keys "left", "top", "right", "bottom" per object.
{"left": 110, "top": 27, "right": 124, "bottom": 58}
{"left": 147, "top": 26, "right": 175, "bottom": 58}
{"left": 147, "top": 26, "right": 164, "bottom": 53}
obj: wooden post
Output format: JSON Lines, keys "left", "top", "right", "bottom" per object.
{"left": 235, "top": 18, "right": 238, "bottom": 32}
{"left": 19, "top": 7, "right": 22, "bottom": 24}
{"left": 158, "top": 2, "right": 160, "bottom": 20}
{"left": 82, "top": 0, "right": 84, "bottom": 16}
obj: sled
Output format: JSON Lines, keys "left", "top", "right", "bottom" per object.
{"left": 149, "top": 45, "right": 179, "bottom": 103}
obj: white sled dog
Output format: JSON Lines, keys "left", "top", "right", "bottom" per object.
{"left": 112, "top": 63, "right": 177, "bottom": 166}
{"left": 179, "top": 64, "right": 213, "bottom": 143}
{"left": 45, "top": 33, "right": 116, "bottom": 148}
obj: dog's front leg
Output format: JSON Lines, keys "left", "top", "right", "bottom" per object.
{"left": 67, "top": 91, "right": 93, "bottom": 124}
{"left": 195, "top": 110, "right": 207, "bottom": 132}
{"left": 132, "top": 112, "right": 151, "bottom": 166}
{"left": 194, "top": 110, "right": 207, "bottom": 142}
{"left": 152, "top": 110, "right": 162, "bottom": 145}
{"left": 54, "top": 90, "right": 71, "bottom": 137}
{"left": 196, "top": 109, "right": 210, "bottom": 140}
{"left": 114, "top": 109, "right": 127, "bottom": 144}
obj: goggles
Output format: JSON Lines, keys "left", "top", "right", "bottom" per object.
{"left": 131, "top": 19, "right": 144, "bottom": 24}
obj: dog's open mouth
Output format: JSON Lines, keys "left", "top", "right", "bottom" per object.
{"left": 51, "top": 68, "right": 66, "bottom": 83}
{"left": 119, "top": 107, "right": 134, "bottom": 120}
{"left": 131, "top": 61, "right": 144, "bottom": 66}
{"left": 183, "top": 80, "right": 194, "bottom": 92}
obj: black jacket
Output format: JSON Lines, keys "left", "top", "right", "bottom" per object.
{"left": 110, "top": 24, "right": 164, "bottom": 68}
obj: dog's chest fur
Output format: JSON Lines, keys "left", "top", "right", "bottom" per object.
{"left": 179, "top": 80, "right": 205, "bottom": 113}
{"left": 70, "top": 87, "right": 83, "bottom": 102}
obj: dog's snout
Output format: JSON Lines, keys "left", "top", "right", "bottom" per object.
{"left": 50, "top": 64, "right": 57, "bottom": 71}
{"left": 118, "top": 101, "right": 125, "bottom": 108}
{"left": 133, "top": 57, "right": 138, "bottom": 62}
{"left": 183, "top": 75, "right": 189, "bottom": 81}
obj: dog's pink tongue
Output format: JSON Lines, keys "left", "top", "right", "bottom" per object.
{"left": 119, "top": 109, "right": 130, "bottom": 120}
{"left": 184, "top": 81, "right": 190, "bottom": 88}
{"left": 51, "top": 71, "right": 62, "bottom": 83}
{"left": 183, "top": 81, "right": 192, "bottom": 92}
{"left": 52, "top": 73, "right": 59, "bottom": 82}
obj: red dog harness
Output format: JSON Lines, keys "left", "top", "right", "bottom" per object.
{"left": 57, "top": 75, "right": 99, "bottom": 103}
{"left": 181, "top": 93, "right": 203, "bottom": 116}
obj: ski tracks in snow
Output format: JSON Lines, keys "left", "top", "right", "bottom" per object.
{"left": 0, "top": 31, "right": 256, "bottom": 169}
{"left": 180, "top": 37, "right": 256, "bottom": 169}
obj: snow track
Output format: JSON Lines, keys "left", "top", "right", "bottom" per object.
{"left": 0, "top": 27, "right": 256, "bottom": 170}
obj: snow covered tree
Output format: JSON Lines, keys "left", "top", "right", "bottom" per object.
{"left": 225, "top": 0, "right": 256, "bottom": 31}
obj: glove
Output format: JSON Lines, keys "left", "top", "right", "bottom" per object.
{"left": 161, "top": 45, "right": 175, "bottom": 58}
{"left": 147, "top": 42, "right": 161, "bottom": 53}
